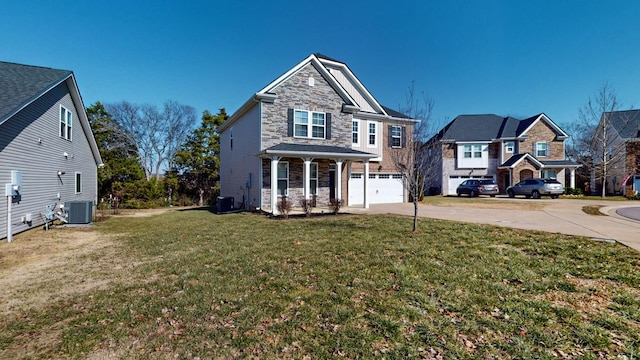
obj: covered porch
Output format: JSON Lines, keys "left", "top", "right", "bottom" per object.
{"left": 498, "top": 154, "right": 580, "bottom": 189}
{"left": 259, "top": 144, "right": 378, "bottom": 215}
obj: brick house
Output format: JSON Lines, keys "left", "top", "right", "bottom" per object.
{"left": 218, "top": 54, "right": 417, "bottom": 214}
{"left": 429, "top": 113, "right": 579, "bottom": 195}
{"left": 591, "top": 109, "right": 640, "bottom": 195}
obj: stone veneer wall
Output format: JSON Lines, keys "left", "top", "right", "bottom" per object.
{"left": 261, "top": 63, "right": 352, "bottom": 149}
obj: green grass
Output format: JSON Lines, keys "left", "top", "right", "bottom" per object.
{"left": 2, "top": 209, "right": 640, "bottom": 359}
{"left": 582, "top": 205, "right": 606, "bottom": 215}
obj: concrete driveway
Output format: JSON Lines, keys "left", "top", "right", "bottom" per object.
{"left": 360, "top": 198, "right": 640, "bottom": 252}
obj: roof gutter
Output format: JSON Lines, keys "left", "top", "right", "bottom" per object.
{"left": 259, "top": 149, "right": 378, "bottom": 160}
{"left": 219, "top": 92, "right": 277, "bottom": 133}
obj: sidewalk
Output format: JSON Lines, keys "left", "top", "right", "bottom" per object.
{"left": 360, "top": 199, "right": 640, "bottom": 252}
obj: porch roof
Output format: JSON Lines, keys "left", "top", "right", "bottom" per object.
{"left": 499, "top": 153, "right": 580, "bottom": 169}
{"left": 540, "top": 159, "right": 581, "bottom": 168}
{"left": 259, "top": 143, "right": 378, "bottom": 160}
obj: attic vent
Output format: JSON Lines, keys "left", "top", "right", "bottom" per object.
{"left": 308, "top": 77, "right": 315, "bottom": 86}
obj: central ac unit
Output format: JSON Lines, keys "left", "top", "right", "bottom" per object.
{"left": 65, "top": 201, "right": 93, "bottom": 224}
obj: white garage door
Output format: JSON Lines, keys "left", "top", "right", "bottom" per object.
{"left": 349, "top": 173, "right": 405, "bottom": 205}
{"left": 447, "top": 175, "right": 495, "bottom": 195}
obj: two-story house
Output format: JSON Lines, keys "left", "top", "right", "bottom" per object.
{"left": 429, "top": 113, "right": 579, "bottom": 195}
{"left": 591, "top": 109, "right": 640, "bottom": 196}
{"left": 1, "top": 61, "right": 103, "bottom": 241}
{"left": 218, "top": 54, "right": 417, "bottom": 214}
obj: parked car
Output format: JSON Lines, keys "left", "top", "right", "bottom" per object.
{"left": 456, "top": 179, "right": 499, "bottom": 197}
{"left": 506, "top": 178, "right": 563, "bottom": 199}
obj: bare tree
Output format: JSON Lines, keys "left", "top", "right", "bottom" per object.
{"left": 106, "top": 101, "right": 197, "bottom": 179}
{"left": 389, "top": 82, "right": 438, "bottom": 232}
{"left": 571, "top": 84, "right": 632, "bottom": 197}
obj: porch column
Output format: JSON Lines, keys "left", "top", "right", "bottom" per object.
{"left": 363, "top": 160, "right": 370, "bottom": 209}
{"left": 303, "top": 158, "right": 311, "bottom": 200}
{"left": 347, "top": 162, "right": 353, "bottom": 206}
{"left": 570, "top": 168, "right": 576, "bottom": 189}
{"left": 270, "top": 157, "right": 279, "bottom": 215}
{"left": 336, "top": 159, "right": 343, "bottom": 203}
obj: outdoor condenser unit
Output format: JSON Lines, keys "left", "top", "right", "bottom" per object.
{"left": 65, "top": 201, "right": 93, "bottom": 224}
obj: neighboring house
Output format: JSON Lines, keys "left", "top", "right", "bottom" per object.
{"left": 218, "top": 53, "right": 417, "bottom": 214}
{"left": 591, "top": 109, "right": 640, "bottom": 196}
{"left": 0, "top": 61, "right": 103, "bottom": 240}
{"left": 429, "top": 113, "right": 579, "bottom": 195}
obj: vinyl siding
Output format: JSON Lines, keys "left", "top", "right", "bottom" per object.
{"left": 325, "top": 66, "right": 376, "bottom": 113}
{"left": 219, "top": 103, "right": 262, "bottom": 209}
{"left": 0, "top": 81, "right": 98, "bottom": 239}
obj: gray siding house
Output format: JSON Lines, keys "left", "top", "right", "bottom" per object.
{"left": 1, "top": 61, "right": 103, "bottom": 240}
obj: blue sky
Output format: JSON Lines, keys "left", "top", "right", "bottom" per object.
{"left": 3, "top": 1, "right": 640, "bottom": 130}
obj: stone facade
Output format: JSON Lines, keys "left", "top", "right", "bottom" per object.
{"left": 624, "top": 142, "right": 640, "bottom": 196}
{"left": 261, "top": 63, "right": 352, "bottom": 149}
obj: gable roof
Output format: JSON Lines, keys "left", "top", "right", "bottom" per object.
{"left": 435, "top": 113, "right": 567, "bottom": 142}
{"left": 220, "top": 54, "right": 416, "bottom": 132}
{"left": 498, "top": 153, "right": 543, "bottom": 169}
{"left": 0, "top": 62, "right": 71, "bottom": 124}
{"left": 0, "top": 61, "right": 103, "bottom": 166}
{"left": 603, "top": 109, "right": 640, "bottom": 139}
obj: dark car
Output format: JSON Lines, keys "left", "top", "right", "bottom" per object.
{"left": 456, "top": 179, "right": 499, "bottom": 197}
{"left": 506, "top": 178, "right": 563, "bottom": 199}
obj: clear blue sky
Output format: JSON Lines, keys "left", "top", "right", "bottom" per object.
{"left": 3, "top": 0, "right": 640, "bottom": 129}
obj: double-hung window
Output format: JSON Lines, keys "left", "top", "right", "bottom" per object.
{"left": 277, "top": 162, "right": 289, "bottom": 196}
{"left": 505, "top": 141, "right": 514, "bottom": 153}
{"left": 60, "top": 106, "right": 72, "bottom": 140}
{"left": 310, "top": 163, "right": 318, "bottom": 195}
{"left": 536, "top": 142, "right": 548, "bottom": 157}
{"left": 463, "top": 144, "right": 482, "bottom": 158}
{"left": 391, "top": 126, "right": 402, "bottom": 147}
{"left": 352, "top": 121, "right": 359, "bottom": 145}
{"left": 368, "top": 122, "right": 376, "bottom": 146}
{"left": 294, "top": 110, "right": 325, "bottom": 139}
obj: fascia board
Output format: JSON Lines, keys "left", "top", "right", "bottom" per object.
{"left": 354, "top": 111, "right": 419, "bottom": 123}
{"left": 261, "top": 149, "right": 378, "bottom": 160}
{"left": 319, "top": 57, "right": 385, "bottom": 115}
{"left": 66, "top": 74, "right": 104, "bottom": 166}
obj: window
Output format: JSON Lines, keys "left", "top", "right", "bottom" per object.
{"left": 369, "top": 174, "right": 376, "bottom": 179}
{"left": 536, "top": 142, "right": 548, "bottom": 157}
{"left": 391, "top": 126, "right": 401, "bottom": 147}
{"left": 351, "top": 173, "right": 362, "bottom": 179}
{"left": 75, "top": 172, "right": 82, "bottom": 194}
{"left": 505, "top": 141, "right": 514, "bottom": 153}
{"left": 542, "top": 170, "right": 557, "bottom": 179}
{"left": 60, "top": 106, "right": 72, "bottom": 140}
{"left": 277, "top": 162, "right": 289, "bottom": 196}
{"left": 352, "top": 121, "right": 359, "bottom": 144}
{"left": 463, "top": 144, "right": 482, "bottom": 158}
{"left": 392, "top": 174, "right": 403, "bottom": 179}
{"left": 294, "top": 110, "right": 325, "bottom": 139}
{"left": 310, "top": 163, "right": 318, "bottom": 195}
{"left": 230, "top": 128, "right": 233, "bottom": 150}
{"left": 368, "top": 122, "right": 376, "bottom": 146}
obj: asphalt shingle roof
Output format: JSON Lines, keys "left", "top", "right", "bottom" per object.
{"left": 381, "top": 105, "right": 411, "bottom": 119}
{"left": 0, "top": 61, "right": 71, "bottom": 123}
{"left": 265, "top": 143, "right": 376, "bottom": 156}
{"left": 436, "top": 113, "right": 559, "bottom": 142}
{"left": 603, "top": 109, "right": 640, "bottom": 139}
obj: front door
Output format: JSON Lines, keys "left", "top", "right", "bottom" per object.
{"left": 503, "top": 173, "right": 510, "bottom": 192}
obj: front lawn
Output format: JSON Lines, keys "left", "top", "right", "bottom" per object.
{"left": 2, "top": 210, "right": 639, "bottom": 359}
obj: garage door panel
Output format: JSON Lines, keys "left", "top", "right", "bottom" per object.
{"left": 349, "top": 174, "right": 404, "bottom": 204}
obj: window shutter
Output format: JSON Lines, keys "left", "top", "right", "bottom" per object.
{"left": 326, "top": 113, "right": 331, "bottom": 139}
{"left": 388, "top": 125, "right": 393, "bottom": 147}
{"left": 532, "top": 142, "right": 536, "bottom": 156}
{"left": 401, "top": 126, "right": 407, "bottom": 148}
{"left": 287, "top": 108, "right": 294, "bottom": 137}
{"left": 546, "top": 142, "right": 550, "bottom": 157}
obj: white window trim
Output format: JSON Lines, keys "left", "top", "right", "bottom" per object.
{"left": 536, "top": 142, "right": 548, "bottom": 157}
{"left": 60, "top": 105, "right": 72, "bottom": 141}
{"left": 75, "top": 172, "right": 82, "bottom": 194}
{"left": 505, "top": 141, "right": 514, "bottom": 153}
{"left": 352, "top": 120, "right": 359, "bottom": 146}
{"left": 391, "top": 125, "right": 402, "bottom": 148}
{"left": 294, "top": 109, "right": 325, "bottom": 139}
{"left": 277, "top": 161, "right": 289, "bottom": 196}
{"left": 367, "top": 121, "right": 377, "bottom": 148}
{"left": 310, "top": 162, "right": 318, "bottom": 196}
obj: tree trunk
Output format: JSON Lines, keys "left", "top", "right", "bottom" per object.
{"left": 413, "top": 198, "right": 418, "bottom": 232}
